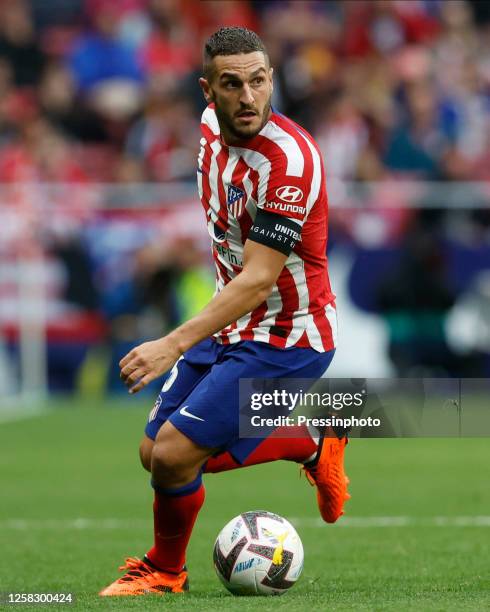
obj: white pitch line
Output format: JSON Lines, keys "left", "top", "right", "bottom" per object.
{"left": 0, "top": 518, "right": 149, "bottom": 530}
{"left": 290, "top": 516, "right": 490, "bottom": 528}
{"left": 1, "top": 517, "right": 490, "bottom": 530}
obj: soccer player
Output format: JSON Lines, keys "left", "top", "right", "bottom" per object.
{"left": 100, "top": 26, "right": 349, "bottom": 596}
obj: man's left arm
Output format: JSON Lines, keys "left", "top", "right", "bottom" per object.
{"left": 120, "top": 240, "right": 287, "bottom": 393}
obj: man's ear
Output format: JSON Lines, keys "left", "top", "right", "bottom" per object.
{"left": 269, "top": 67, "right": 273, "bottom": 93}
{"left": 199, "top": 77, "right": 214, "bottom": 104}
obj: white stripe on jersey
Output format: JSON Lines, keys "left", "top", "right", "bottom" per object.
{"left": 260, "top": 121, "right": 304, "bottom": 177}
{"left": 207, "top": 140, "right": 223, "bottom": 225}
{"left": 198, "top": 137, "right": 206, "bottom": 168}
{"left": 203, "top": 106, "right": 220, "bottom": 135}
{"left": 305, "top": 312, "right": 325, "bottom": 352}
{"left": 284, "top": 254, "right": 310, "bottom": 348}
{"left": 221, "top": 151, "right": 237, "bottom": 192}
{"left": 252, "top": 292, "right": 282, "bottom": 344}
{"left": 295, "top": 129, "right": 322, "bottom": 214}
{"left": 325, "top": 302, "right": 338, "bottom": 346}
{"left": 197, "top": 138, "right": 206, "bottom": 205}
{"left": 197, "top": 169, "right": 203, "bottom": 205}
{"left": 242, "top": 168, "right": 254, "bottom": 205}
{"left": 222, "top": 311, "right": 253, "bottom": 343}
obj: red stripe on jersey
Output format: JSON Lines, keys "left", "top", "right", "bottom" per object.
{"left": 238, "top": 209, "right": 253, "bottom": 245}
{"left": 201, "top": 122, "right": 226, "bottom": 231}
{"left": 214, "top": 255, "right": 236, "bottom": 343}
{"left": 201, "top": 122, "right": 216, "bottom": 142}
{"left": 244, "top": 134, "right": 289, "bottom": 176}
{"left": 235, "top": 300, "right": 269, "bottom": 342}
{"left": 313, "top": 306, "right": 334, "bottom": 351}
{"left": 273, "top": 266, "right": 300, "bottom": 348}
{"left": 215, "top": 147, "right": 230, "bottom": 230}
{"left": 249, "top": 167, "right": 260, "bottom": 202}
{"left": 214, "top": 251, "right": 233, "bottom": 285}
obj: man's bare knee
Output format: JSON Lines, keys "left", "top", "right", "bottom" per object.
{"left": 139, "top": 436, "right": 154, "bottom": 472}
{"left": 151, "top": 440, "right": 198, "bottom": 485}
{"left": 151, "top": 422, "right": 216, "bottom": 488}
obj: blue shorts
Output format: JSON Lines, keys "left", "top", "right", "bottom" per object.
{"left": 145, "top": 338, "right": 335, "bottom": 463}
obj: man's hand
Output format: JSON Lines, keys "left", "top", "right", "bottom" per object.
{"left": 119, "top": 337, "right": 182, "bottom": 394}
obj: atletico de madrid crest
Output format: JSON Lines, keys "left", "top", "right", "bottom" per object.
{"left": 227, "top": 184, "right": 245, "bottom": 218}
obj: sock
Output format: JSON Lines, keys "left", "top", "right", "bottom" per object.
{"left": 204, "top": 451, "right": 239, "bottom": 473}
{"left": 204, "top": 425, "right": 317, "bottom": 473}
{"left": 146, "top": 475, "right": 205, "bottom": 573}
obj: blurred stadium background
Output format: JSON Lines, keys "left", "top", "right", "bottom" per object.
{"left": 1, "top": 0, "right": 490, "bottom": 403}
{"left": 0, "top": 2, "right": 489, "bottom": 608}
{"left": 1, "top": 0, "right": 490, "bottom": 404}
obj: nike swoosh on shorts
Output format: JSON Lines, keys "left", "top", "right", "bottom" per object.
{"left": 179, "top": 406, "right": 205, "bottom": 422}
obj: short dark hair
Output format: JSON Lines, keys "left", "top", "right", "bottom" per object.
{"left": 203, "top": 27, "right": 269, "bottom": 80}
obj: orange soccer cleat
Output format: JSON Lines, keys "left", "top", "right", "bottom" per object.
{"left": 99, "top": 557, "right": 189, "bottom": 596}
{"left": 303, "top": 434, "right": 351, "bottom": 524}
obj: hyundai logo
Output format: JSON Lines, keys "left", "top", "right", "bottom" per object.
{"left": 275, "top": 185, "right": 304, "bottom": 203}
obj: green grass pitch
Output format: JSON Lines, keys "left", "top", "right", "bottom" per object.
{"left": 0, "top": 400, "right": 489, "bottom": 610}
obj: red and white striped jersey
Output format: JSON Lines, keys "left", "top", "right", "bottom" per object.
{"left": 197, "top": 104, "right": 337, "bottom": 352}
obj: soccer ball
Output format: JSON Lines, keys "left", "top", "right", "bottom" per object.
{"left": 213, "top": 510, "right": 304, "bottom": 596}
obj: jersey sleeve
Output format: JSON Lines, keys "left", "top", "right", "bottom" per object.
{"left": 256, "top": 150, "right": 311, "bottom": 224}
{"left": 248, "top": 150, "right": 311, "bottom": 255}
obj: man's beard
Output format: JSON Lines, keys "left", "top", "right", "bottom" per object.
{"left": 214, "top": 98, "right": 272, "bottom": 141}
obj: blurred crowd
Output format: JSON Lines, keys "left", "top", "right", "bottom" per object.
{"left": 1, "top": 0, "right": 490, "bottom": 393}
{"left": 0, "top": 0, "right": 489, "bottom": 183}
